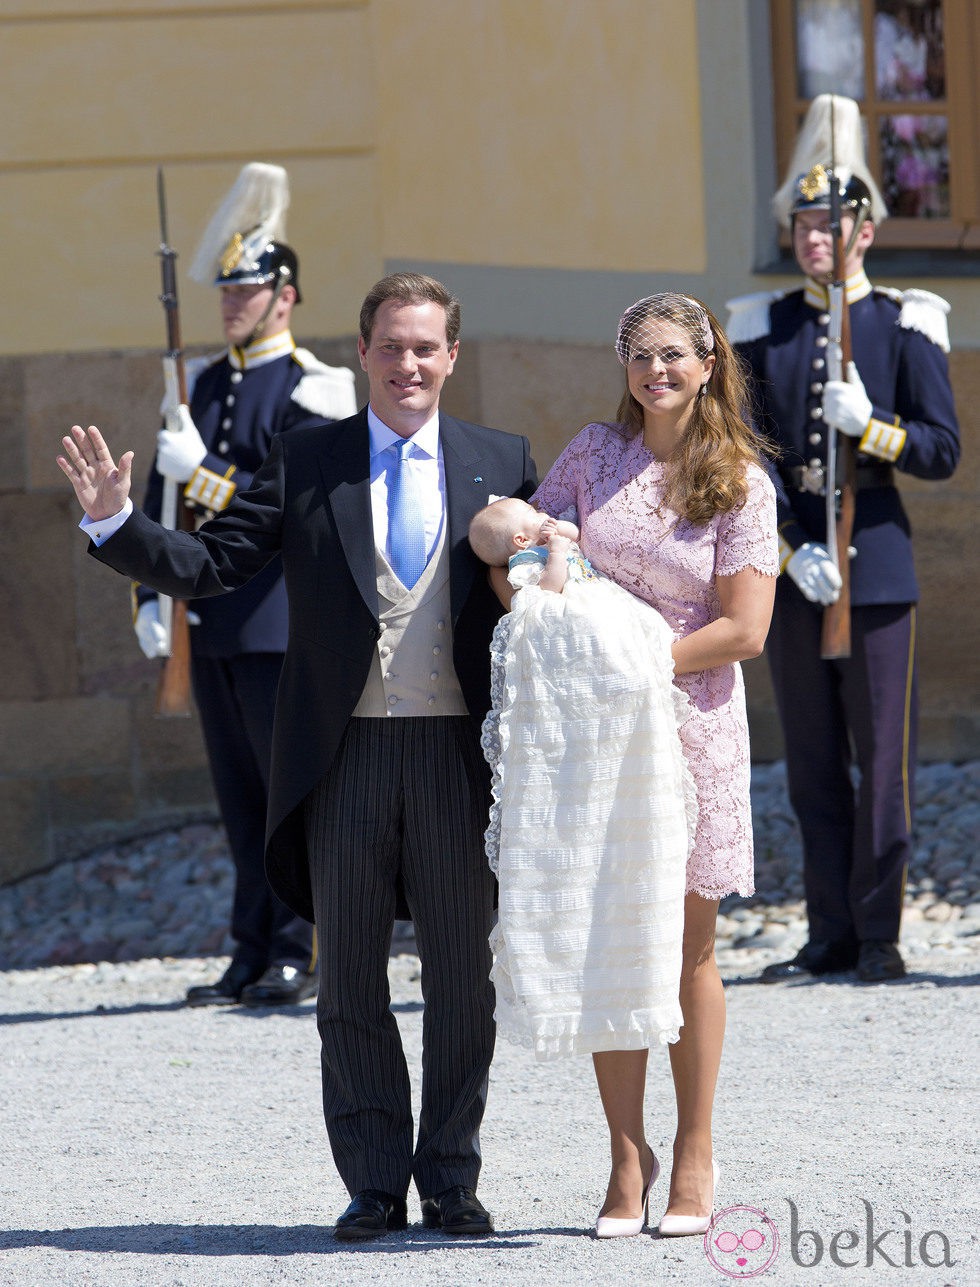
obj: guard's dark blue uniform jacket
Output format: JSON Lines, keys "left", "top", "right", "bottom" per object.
{"left": 139, "top": 332, "right": 357, "bottom": 654}
{"left": 732, "top": 272, "right": 960, "bottom": 605}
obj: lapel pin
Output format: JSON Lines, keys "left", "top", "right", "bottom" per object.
{"left": 473, "top": 475, "right": 483, "bottom": 483}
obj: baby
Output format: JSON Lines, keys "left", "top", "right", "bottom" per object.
{"left": 468, "top": 497, "right": 591, "bottom": 593}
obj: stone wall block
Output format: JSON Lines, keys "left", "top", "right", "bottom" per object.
{"left": 50, "top": 770, "right": 137, "bottom": 833}
{"left": 27, "top": 350, "right": 164, "bottom": 492}
{"left": 132, "top": 690, "right": 209, "bottom": 778}
{"left": 0, "top": 492, "right": 80, "bottom": 701}
{"left": 140, "top": 766, "right": 218, "bottom": 816}
{"left": 0, "top": 779, "right": 51, "bottom": 884}
{"left": 476, "top": 340, "right": 624, "bottom": 472}
{"left": 0, "top": 357, "right": 27, "bottom": 491}
{"left": 0, "top": 698, "right": 130, "bottom": 777}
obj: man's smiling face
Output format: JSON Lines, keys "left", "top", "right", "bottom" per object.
{"left": 358, "top": 299, "right": 458, "bottom": 437}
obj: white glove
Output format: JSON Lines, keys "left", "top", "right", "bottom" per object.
{"left": 786, "top": 541, "right": 843, "bottom": 606}
{"left": 134, "top": 600, "right": 201, "bottom": 657}
{"left": 134, "top": 601, "right": 169, "bottom": 658}
{"left": 822, "top": 361, "right": 872, "bottom": 439}
{"left": 155, "top": 405, "right": 207, "bottom": 482}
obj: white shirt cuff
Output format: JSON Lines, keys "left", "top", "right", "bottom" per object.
{"left": 80, "top": 499, "right": 133, "bottom": 546}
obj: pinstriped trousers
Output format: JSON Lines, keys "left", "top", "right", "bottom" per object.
{"left": 304, "top": 715, "right": 496, "bottom": 1200}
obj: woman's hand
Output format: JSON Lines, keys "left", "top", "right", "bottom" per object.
{"left": 488, "top": 563, "right": 515, "bottom": 609}
{"left": 671, "top": 566, "right": 775, "bottom": 675}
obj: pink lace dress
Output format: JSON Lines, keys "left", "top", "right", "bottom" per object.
{"left": 532, "top": 422, "right": 779, "bottom": 899}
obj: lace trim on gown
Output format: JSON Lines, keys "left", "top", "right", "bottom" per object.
{"left": 481, "top": 573, "right": 698, "bottom": 1061}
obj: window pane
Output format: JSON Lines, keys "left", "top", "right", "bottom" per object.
{"left": 880, "top": 113, "right": 950, "bottom": 216}
{"left": 874, "top": 0, "right": 945, "bottom": 100}
{"left": 795, "top": 0, "right": 865, "bottom": 98}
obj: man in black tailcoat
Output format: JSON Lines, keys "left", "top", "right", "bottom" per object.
{"left": 58, "top": 271, "right": 536, "bottom": 1240}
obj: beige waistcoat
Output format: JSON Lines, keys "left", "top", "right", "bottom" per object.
{"left": 352, "top": 522, "right": 469, "bottom": 718}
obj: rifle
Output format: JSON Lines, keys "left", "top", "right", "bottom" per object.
{"left": 820, "top": 97, "right": 856, "bottom": 660}
{"left": 154, "top": 166, "right": 193, "bottom": 716}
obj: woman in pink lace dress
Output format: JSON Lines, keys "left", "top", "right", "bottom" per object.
{"left": 528, "top": 294, "right": 778, "bottom": 1238}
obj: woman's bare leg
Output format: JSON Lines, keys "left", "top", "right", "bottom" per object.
{"left": 592, "top": 1049, "right": 656, "bottom": 1218}
{"left": 662, "top": 892, "right": 725, "bottom": 1219}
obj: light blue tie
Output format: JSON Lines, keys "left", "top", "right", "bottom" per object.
{"left": 386, "top": 438, "right": 427, "bottom": 588}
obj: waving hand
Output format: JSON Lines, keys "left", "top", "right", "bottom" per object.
{"left": 57, "top": 425, "right": 134, "bottom": 521}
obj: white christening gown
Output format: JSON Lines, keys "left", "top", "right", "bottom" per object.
{"left": 481, "top": 546, "right": 696, "bottom": 1061}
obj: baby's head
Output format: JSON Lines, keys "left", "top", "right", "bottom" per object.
{"left": 469, "top": 498, "right": 577, "bottom": 566}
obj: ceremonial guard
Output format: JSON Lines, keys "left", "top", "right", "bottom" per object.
{"left": 135, "top": 164, "right": 357, "bottom": 1006}
{"left": 727, "top": 96, "right": 960, "bottom": 983}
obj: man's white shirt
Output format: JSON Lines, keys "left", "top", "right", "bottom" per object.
{"left": 367, "top": 406, "right": 446, "bottom": 569}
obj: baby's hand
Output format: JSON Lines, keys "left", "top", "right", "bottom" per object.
{"left": 538, "top": 515, "right": 558, "bottom": 540}
{"left": 547, "top": 532, "right": 573, "bottom": 554}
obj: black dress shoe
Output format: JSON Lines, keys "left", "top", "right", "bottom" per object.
{"left": 857, "top": 940, "right": 906, "bottom": 982}
{"left": 185, "top": 960, "right": 263, "bottom": 1007}
{"left": 421, "top": 1186, "right": 494, "bottom": 1236}
{"left": 334, "top": 1190, "right": 408, "bottom": 1241}
{"left": 760, "top": 939, "right": 859, "bottom": 983}
{"left": 239, "top": 963, "right": 318, "bottom": 1007}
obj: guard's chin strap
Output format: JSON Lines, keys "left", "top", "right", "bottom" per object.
{"left": 844, "top": 198, "right": 872, "bottom": 257}
{"left": 245, "top": 266, "right": 292, "bottom": 347}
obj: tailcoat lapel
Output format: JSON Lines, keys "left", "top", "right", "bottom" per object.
{"left": 317, "top": 409, "right": 378, "bottom": 621}
{"left": 439, "top": 413, "right": 485, "bottom": 622}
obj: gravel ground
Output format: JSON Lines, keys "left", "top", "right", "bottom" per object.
{"left": 1, "top": 953, "right": 976, "bottom": 1286}
{"left": 1, "top": 761, "right": 977, "bottom": 1286}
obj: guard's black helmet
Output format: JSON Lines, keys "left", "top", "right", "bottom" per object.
{"left": 215, "top": 231, "right": 301, "bottom": 303}
{"left": 790, "top": 164, "right": 874, "bottom": 225}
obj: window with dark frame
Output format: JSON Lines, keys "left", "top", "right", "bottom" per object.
{"left": 770, "top": 0, "right": 980, "bottom": 251}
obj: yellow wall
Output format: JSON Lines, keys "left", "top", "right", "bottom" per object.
{"left": 0, "top": 0, "right": 705, "bottom": 356}
{"left": 0, "top": 1, "right": 379, "bottom": 354}
{"left": 371, "top": 0, "right": 705, "bottom": 272}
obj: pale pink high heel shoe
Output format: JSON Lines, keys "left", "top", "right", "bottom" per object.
{"left": 658, "top": 1160, "right": 720, "bottom": 1237}
{"left": 595, "top": 1152, "right": 661, "bottom": 1239}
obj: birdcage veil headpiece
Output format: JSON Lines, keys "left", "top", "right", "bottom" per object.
{"left": 614, "top": 292, "right": 715, "bottom": 366}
